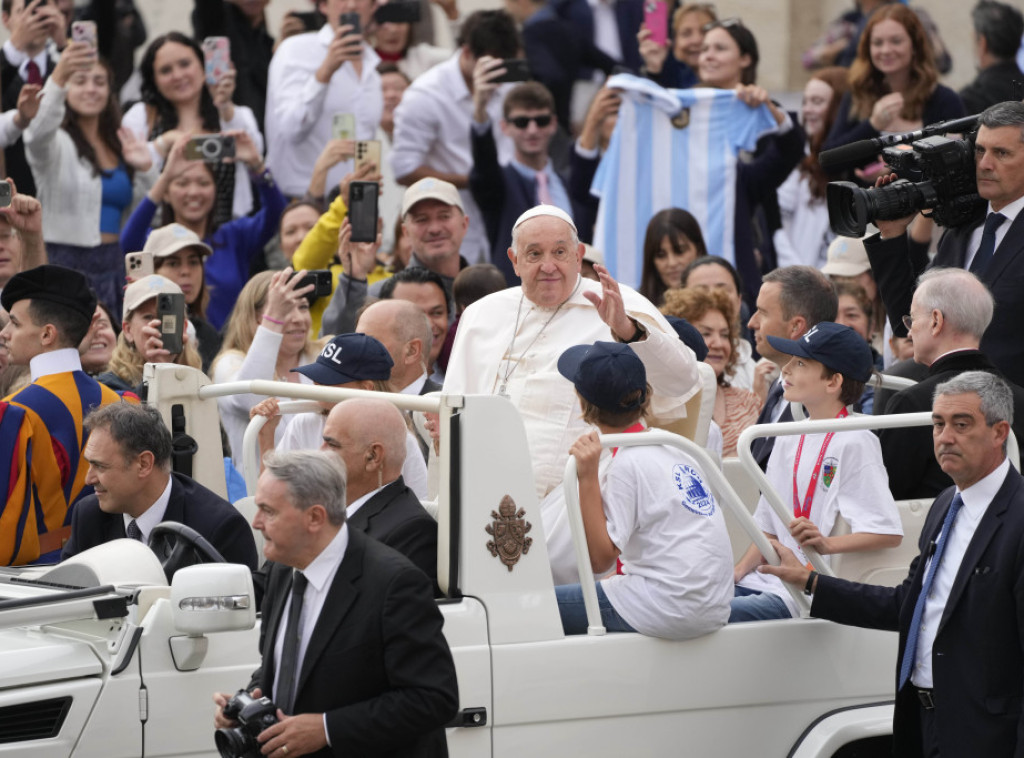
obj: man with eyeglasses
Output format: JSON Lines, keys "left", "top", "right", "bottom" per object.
{"left": 875, "top": 267, "right": 1024, "bottom": 501}
{"left": 444, "top": 205, "right": 700, "bottom": 502}
{"left": 470, "top": 74, "right": 578, "bottom": 285}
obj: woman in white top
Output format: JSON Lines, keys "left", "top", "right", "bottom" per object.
{"left": 121, "top": 32, "right": 263, "bottom": 222}
{"left": 24, "top": 41, "right": 156, "bottom": 317}
{"left": 211, "top": 268, "right": 318, "bottom": 466}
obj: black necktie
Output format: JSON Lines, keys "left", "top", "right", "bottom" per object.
{"left": 126, "top": 519, "right": 143, "bottom": 541}
{"left": 277, "top": 570, "right": 308, "bottom": 715}
{"left": 969, "top": 212, "right": 1006, "bottom": 275}
{"left": 756, "top": 379, "right": 785, "bottom": 425}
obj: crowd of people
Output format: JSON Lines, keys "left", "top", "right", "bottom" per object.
{"left": 1, "top": 0, "right": 1024, "bottom": 754}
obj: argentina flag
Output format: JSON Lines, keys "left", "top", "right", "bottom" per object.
{"left": 591, "top": 75, "right": 778, "bottom": 288}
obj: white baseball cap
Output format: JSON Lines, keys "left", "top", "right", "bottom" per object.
{"left": 401, "top": 177, "right": 464, "bottom": 217}
{"left": 122, "top": 275, "right": 183, "bottom": 320}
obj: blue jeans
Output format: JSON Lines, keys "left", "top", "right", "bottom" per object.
{"left": 729, "top": 585, "right": 793, "bottom": 623}
{"left": 556, "top": 582, "right": 637, "bottom": 635}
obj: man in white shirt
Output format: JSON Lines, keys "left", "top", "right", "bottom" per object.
{"left": 763, "top": 371, "right": 1024, "bottom": 758}
{"left": 264, "top": 0, "right": 383, "bottom": 197}
{"left": 214, "top": 449, "right": 457, "bottom": 757}
{"left": 390, "top": 9, "right": 520, "bottom": 262}
{"left": 444, "top": 204, "right": 699, "bottom": 499}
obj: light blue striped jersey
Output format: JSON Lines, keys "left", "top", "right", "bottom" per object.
{"left": 590, "top": 75, "right": 778, "bottom": 288}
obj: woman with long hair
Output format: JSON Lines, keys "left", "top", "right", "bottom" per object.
{"left": 211, "top": 268, "right": 318, "bottom": 465}
{"left": 823, "top": 5, "right": 965, "bottom": 172}
{"left": 662, "top": 287, "right": 760, "bottom": 457}
{"left": 638, "top": 208, "right": 707, "bottom": 306}
{"left": 119, "top": 133, "right": 287, "bottom": 330}
{"left": 24, "top": 41, "right": 156, "bottom": 316}
{"left": 122, "top": 32, "right": 264, "bottom": 223}
{"left": 773, "top": 66, "right": 850, "bottom": 269}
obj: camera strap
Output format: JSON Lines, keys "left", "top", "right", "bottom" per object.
{"left": 170, "top": 404, "right": 198, "bottom": 478}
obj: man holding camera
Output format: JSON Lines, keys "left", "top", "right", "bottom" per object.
{"left": 867, "top": 100, "right": 1024, "bottom": 388}
{"left": 265, "top": 0, "right": 382, "bottom": 198}
{"left": 214, "top": 449, "right": 457, "bottom": 758}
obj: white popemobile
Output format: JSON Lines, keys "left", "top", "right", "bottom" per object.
{"left": 0, "top": 364, "right": 968, "bottom": 758}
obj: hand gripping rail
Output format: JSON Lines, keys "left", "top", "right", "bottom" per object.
{"left": 562, "top": 429, "right": 803, "bottom": 636}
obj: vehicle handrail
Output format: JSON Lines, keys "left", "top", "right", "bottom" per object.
{"left": 736, "top": 411, "right": 935, "bottom": 577}
{"left": 562, "top": 429, "right": 808, "bottom": 636}
{"left": 789, "top": 373, "right": 918, "bottom": 421}
{"left": 242, "top": 400, "right": 327, "bottom": 497}
{"left": 200, "top": 380, "right": 443, "bottom": 413}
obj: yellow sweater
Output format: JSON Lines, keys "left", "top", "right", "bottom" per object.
{"left": 292, "top": 193, "right": 391, "bottom": 336}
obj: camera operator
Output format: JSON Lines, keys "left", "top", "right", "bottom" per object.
{"left": 865, "top": 100, "right": 1024, "bottom": 388}
{"left": 213, "top": 450, "right": 457, "bottom": 758}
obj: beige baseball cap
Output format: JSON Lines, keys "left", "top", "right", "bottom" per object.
{"left": 122, "top": 275, "right": 183, "bottom": 320}
{"left": 821, "top": 235, "right": 871, "bottom": 277}
{"left": 401, "top": 178, "right": 464, "bottom": 217}
{"left": 142, "top": 223, "right": 213, "bottom": 259}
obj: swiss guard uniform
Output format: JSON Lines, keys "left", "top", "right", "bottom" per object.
{"left": 0, "top": 266, "right": 134, "bottom": 565}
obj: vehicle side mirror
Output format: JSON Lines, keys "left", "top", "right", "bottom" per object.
{"left": 168, "top": 564, "right": 256, "bottom": 671}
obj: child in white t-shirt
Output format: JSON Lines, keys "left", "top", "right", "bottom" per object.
{"left": 731, "top": 321, "right": 903, "bottom": 622}
{"left": 554, "top": 340, "right": 733, "bottom": 640}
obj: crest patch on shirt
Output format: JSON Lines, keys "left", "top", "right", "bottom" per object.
{"left": 673, "top": 464, "right": 715, "bottom": 517}
{"left": 822, "top": 457, "right": 839, "bottom": 489}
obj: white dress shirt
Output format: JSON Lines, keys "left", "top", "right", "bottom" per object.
{"left": 346, "top": 485, "right": 384, "bottom": 519}
{"left": 911, "top": 457, "right": 1011, "bottom": 687}
{"left": 265, "top": 27, "right": 383, "bottom": 197}
{"left": 390, "top": 52, "right": 513, "bottom": 263}
{"left": 443, "top": 276, "right": 699, "bottom": 498}
{"left": 964, "top": 195, "right": 1024, "bottom": 270}
{"left": 272, "top": 523, "right": 349, "bottom": 716}
{"left": 29, "top": 347, "right": 83, "bottom": 382}
{"left": 124, "top": 477, "right": 173, "bottom": 544}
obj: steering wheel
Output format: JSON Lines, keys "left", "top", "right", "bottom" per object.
{"left": 149, "top": 521, "right": 226, "bottom": 582}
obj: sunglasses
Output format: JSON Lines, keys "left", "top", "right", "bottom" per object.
{"left": 702, "top": 16, "right": 743, "bottom": 33}
{"left": 508, "top": 114, "right": 553, "bottom": 129}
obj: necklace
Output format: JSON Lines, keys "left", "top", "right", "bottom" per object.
{"left": 498, "top": 280, "right": 580, "bottom": 398}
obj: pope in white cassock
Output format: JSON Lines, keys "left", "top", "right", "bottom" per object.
{"left": 443, "top": 205, "right": 701, "bottom": 502}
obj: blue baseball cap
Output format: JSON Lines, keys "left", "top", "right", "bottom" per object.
{"left": 292, "top": 333, "right": 394, "bottom": 385}
{"left": 557, "top": 341, "right": 648, "bottom": 412}
{"left": 766, "top": 322, "right": 873, "bottom": 383}
{"left": 664, "top": 315, "right": 708, "bottom": 362}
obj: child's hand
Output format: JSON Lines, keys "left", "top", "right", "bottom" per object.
{"left": 788, "top": 517, "right": 833, "bottom": 555}
{"left": 570, "top": 431, "right": 603, "bottom": 479}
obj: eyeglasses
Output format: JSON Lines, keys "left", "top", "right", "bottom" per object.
{"left": 508, "top": 114, "right": 553, "bottom": 129}
{"left": 702, "top": 16, "right": 743, "bottom": 33}
{"left": 901, "top": 314, "right": 915, "bottom": 330}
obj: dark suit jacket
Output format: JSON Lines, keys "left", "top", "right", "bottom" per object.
{"left": 877, "top": 350, "right": 1024, "bottom": 500}
{"left": 549, "top": 0, "right": 644, "bottom": 73}
{"left": 959, "top": 60, "right": 1024, "bottom": 116}
{"left": 348, "top": 477, "right": 437, "bottom": 592}
{"left": 865, "top": 208, "right": 1024, "bottom": 388}
{"left": 812, "top": 467, "right": 1024, "bottom": 758}
{"left": 871, "top": 357, "right": 930, "bottom": 422}
{"left": 0, "top": 47, "right": 55, "bottom": 197}
{"left": 469, "top": 125, "right": 581, "bottom": 286}
{"left": 61, "top": 472, "right": 258, "bottom": 570}
{"left": 253, "top": 529, "right": 458, "bottom": 757}
{"left": 750, "top": 380, "right": 795, "bottom": 471}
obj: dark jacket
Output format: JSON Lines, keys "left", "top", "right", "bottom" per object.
{"left": 959, "top": 60, "right": 1024, "bottom": 116}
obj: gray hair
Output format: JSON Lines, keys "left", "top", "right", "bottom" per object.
{"left": 934, "top": 371, "right": 1014, "bottom": 427}
{"left": 915, "top": 268, "right": 993, "bottom": 339}
{"left": 979, "top": 101, "right": 1024, "bottom": 142}
{"left": 972, "top": 1, "right": 1024, "bottom": 60}
{"left": 262, "top": 449, "right": 347, "bottom": 526}
{"left": 393, "top": 303, "right": 433, "bottom": 366}
{"left": 762, "top": 265, "right": 838, "bottom": 326}
{"left": 510, "top": 216, "right": 580, "bottom": 257}
{"left": 85, "top": 402, "right": 172, "bottom": 469}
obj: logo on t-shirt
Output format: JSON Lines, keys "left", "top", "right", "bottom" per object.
{"left": 673, "top": 464, "right": 715, "bottom": 517}
{"left": 822, "top": 457, "right": 839, "bottom": 489}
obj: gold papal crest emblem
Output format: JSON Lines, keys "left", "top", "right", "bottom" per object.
{"left": 485, "top": 495, "right": 532, "bottom": 572}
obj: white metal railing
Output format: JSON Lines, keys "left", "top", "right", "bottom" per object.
{"left": 562, "top": 430, "right": 807, "bottom": 636}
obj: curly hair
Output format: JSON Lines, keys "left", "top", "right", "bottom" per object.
{"left": 661, "top": 287, "right": 739, "bottom": 386}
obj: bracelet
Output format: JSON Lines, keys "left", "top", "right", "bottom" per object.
{"left": 623, "top": 321, "right": 646, "bottom": 344}
{"left": 262, "top": 314, "right": 284, "bottom": 326}
{"left": 804, "top": 570, "right": 818, "bottom": 596}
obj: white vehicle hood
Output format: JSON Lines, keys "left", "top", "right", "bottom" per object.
{"left": 0, "top": 630, "right": 103, "bottom": 689}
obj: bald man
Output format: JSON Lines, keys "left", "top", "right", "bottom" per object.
{"left": 321, "top": 398, "right": 438, "bottom": 590}
{"left": 356, "top": 299, "right": 439, "bottom": 395}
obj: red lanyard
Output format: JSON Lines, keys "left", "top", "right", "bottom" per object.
{"left": 792, "top": 407, "right": 848, "bottom": 520}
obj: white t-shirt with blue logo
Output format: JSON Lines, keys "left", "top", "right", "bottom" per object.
{"left": 600, "top": 444, "right": 733, "bottom": 639}
{"left": 738, "top": 428, "right": 902, "bottom": 617}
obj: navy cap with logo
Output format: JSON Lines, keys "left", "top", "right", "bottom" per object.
{"left": 291, "top": 333, "right": 394, "bottom": 385}
{"left": 664, "top": 315, "right": 708, "bottom": 362}
{"left": 766, "top": 321, "right": 873, "bottom": 383}
{"left": 557, "top": 341, "right": 648, "bottom": 412}
{"left": 0, "top": 264, "right": 96, "bottom": 320}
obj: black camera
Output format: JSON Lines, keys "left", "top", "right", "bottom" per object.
{"left": 184, "top": 135, "right": 236, "bottom": 162}
{"left": 214, "top": 690, "right": 280, "bottom": 758}
{"left": 823, "top": 115, "right": 986, "bottom": 237}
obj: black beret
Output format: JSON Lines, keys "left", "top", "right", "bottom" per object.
{"left": 664, "top": 315, "right": 709, "bottom": 362}
{"left": 0, "top": 265, "right": 97, "bottom": 320}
